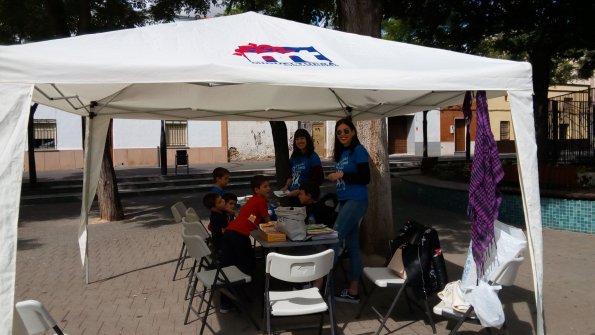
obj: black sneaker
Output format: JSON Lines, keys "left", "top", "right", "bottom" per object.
{"left": 335, "top": 289, "right": 360, "bottom": 304}
{"left": 219, "top": 302, "right": 237, "bottom": 314}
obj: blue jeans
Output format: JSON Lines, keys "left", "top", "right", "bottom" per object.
{"left": 332, "top": 199, "right": 368, "bottom": 281}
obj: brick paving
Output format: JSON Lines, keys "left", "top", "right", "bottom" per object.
{"left": 15, "top": 173, "right": 595, "bottom": 334}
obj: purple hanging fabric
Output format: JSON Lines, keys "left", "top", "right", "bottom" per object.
{"left": 468, "top": 91, "right": 504, "bottom": 276}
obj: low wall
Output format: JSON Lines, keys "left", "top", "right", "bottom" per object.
{"left": 397, "top": 177, "right": 594, "bottom": 234}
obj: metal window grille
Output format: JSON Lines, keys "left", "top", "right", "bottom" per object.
{"left": 500, "top": 121, "right": 510, "bottom": 140}
{"left": 165, "top": 120, "right": 187, "bottom": 147}
{"left": 33, "top": 119, "right": 57, "bottom": 150}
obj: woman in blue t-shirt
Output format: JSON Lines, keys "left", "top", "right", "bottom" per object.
{"left": 326, "top": 118, "right": 370, "bottom": 304}
{"left": 281, "top": 128, "right": 324, "bottom": 206}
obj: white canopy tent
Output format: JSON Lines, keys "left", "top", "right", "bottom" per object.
{"left": 0, "top": 12, "right": 543, "bottom": 334}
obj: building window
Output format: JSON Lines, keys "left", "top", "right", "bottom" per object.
{"left": 165, "top": 120, "right": 187, "bottom": 147}
{"left": 33, "top": 119, "right": 57, "bottom": 150}
{"left": 500, "top": 121, "right": 510, "bottom": 140}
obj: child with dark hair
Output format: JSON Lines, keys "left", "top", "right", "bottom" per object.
{"left": 222, "top": 192, "right": 238, "bottom": 222}
{"left": 222, "top": 175, "right": 270, "bottom": 275}
{"left": 202, "top": 193, "right": 228, "bottom": 254}
{"left": 211, "top": 167, "right": 230, "bottom": 196}
{"left": 219, "top": 175, "right": 270, "bottom": 313}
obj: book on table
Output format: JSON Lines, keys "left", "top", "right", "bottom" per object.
{"left": 306, "top": 224, "right": 337, "bottom": 240}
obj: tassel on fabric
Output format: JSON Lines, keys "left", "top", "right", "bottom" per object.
{"left": 467, "top": 91, "right": 504, "bottom": 277}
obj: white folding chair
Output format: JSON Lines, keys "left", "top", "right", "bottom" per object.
{"left": 433, "top": 255, "right": 525, "bottom": 334}
{"left": 264, "top": 249, "right": 336, "bottom": 335}
{"left": 14, "top": 300, "right": 65, "bottom": 335}
{"left": 171, "top": 201, "right": 188, "bottom": 223}
{"left": 172, "top": 201, "right": 189, "bottom": 280}
{"left": 182, "top": 234, "right": 259, "bottom": 334}
{"left": 184, "top": 208, "right": 211, "bottom": 240}
{"left": 355, "top": 251, "right": 437, "bottom": 335}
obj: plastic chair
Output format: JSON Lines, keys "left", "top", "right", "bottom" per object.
{"left": 171, "top": 201, "right": 188, "bottom": 223}
{"left": 264, "top": 249, "right": 336, "bottom": 335}
{"left": 355, "top": 247, "right": 437, "bottom": 335}
{"left": 183, "top": 234, "right": 260, "bottom": 334}
{"left": 171, "top": 201, "right": 189, "bottom": 281}
{"left": 184, "top": 208, "right": 211, "bottom": 240}
{"left": 175, "top": 149, "right": 189, "bottom": 175}
{"left": 14, "top": 300, "right": 65, "bottom": 335}
{"left": 433, "top": 255, "right": 525, "bottom": 334}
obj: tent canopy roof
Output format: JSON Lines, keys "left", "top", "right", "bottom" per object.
{"left": 0, "top": 12, "right": 532, "bottom": 121}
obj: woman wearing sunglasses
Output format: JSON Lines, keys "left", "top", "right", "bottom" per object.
{"left": 327, "top": 118, "right": 370, "bottom": 304}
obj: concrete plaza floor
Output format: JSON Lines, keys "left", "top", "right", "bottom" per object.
{"left": 15, "top": 168, "right": 595, "bottom": 334}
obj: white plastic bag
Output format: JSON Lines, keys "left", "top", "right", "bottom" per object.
{"left": 461, "top": 220, "right": 527, "bottom": 290}
{"left": 276, "top": 206, "right": 307, "bottom": 240}
{"left": 467, "top": 280, "right": 504, "bottom": 328}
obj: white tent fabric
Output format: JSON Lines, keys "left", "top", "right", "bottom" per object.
{"left": 0, "top": 12, "right": 543, "bottom": 334}
{"left": 0, "top": 84, "right": 33, "bottom": 334}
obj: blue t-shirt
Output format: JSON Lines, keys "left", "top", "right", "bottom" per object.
{"left": 289, "top": 153, "right": 322, "bottom": 191}
{"left": 211, "top": 186, "right": 225, "bottom": 196}
{"left": 335, "top": 144, "right": 369, "bottom": 201}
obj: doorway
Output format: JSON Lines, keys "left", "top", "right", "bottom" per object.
{"left": 388, "top": 116, "right": 408, "bottom": 154}
{"left": 312, "top": 123, "right": 326, "bottom": 157}
{"left": 454, "top": 118, "right": 466, "bottom": 152}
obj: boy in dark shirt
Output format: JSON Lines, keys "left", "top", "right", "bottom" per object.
{"left": 202, "top": 193, "right": 228, "bottom": 255}
{"left": 222, "top": 193, "right": 238, "bottom": 222}
{"left": 298, "top": 182, "right": 337, "bottom": 227}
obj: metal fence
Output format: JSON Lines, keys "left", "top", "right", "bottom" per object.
{"left": 34, "top": 119, "right": 57, "bottom": 150}
{"left": 165, "top": 120, "right": 187, "bottom": 147}
{"left": 547, "top": 88, "right": 594, "bottom": 165}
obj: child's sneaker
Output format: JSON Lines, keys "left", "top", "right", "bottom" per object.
{"left": 219, "top": 301, "right": 237, "bottom": 314}
{"left": 335, "top": 289, "right": 360, "bottom": 304}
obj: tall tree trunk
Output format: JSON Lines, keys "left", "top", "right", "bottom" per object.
{"left": 529, "top": 49, "right": 553, "bottom": 164}
{"left": 269, "top": 121, "right": 290, "bottom": 189}
{"left": 337, "top": 0, "right": 392, "bottom": 256}
{"left": 27, "top": 103, "right": 39, "bottom": 185}
{"left": 97, "top": 120, "right": 124, "bottom": 220}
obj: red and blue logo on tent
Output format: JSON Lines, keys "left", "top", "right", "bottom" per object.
{"left": 234, "top": 43, "right": 336, "bottom": 66}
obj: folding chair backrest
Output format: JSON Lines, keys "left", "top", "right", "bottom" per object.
{"left": 15, "top": 300, "right": 61, "bottom": 335}
{"left": 488, "top": 256, "right": 524, "bottom": 286}
{"left": 181, "top": 233, "right": 211, "bottom": 261}
{"left": 266, "top": 249, "right": 334, "bottom": 283}
{"left": 171, "top": 202, "right": 188, "bottom": 223}
{"left": 182, "top": 217, "right": 210, "bottom": 240}
{"left": 184, "top": 207, "right": 200, "bottom": 222}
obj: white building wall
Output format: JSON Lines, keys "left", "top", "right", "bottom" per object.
{"left": 31, "top": 104, "right": 82, "bottom": 150}
{"left": 113, "top": 119, "right": 160, "bottom": 148}
{"left": 188, "top": 121, "right": 221, "bottom": 147}
{"left": 228, "top": 121, "right": 299, "bottom": 160}
{"left": 412, "top": 109, "right": 441, "bottom": 156}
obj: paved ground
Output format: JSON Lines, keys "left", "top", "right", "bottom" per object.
{"left": 15, "top": 163, "right": 595, "bottom": 335}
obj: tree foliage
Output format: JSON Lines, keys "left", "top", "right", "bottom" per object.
{"left": 385, "top": 0, "right": 595, "bottom": 161}
{"left": 0, "top": 0, "right": 217, "bottom": 44}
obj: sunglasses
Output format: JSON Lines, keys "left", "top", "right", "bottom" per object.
{"left": 336, "top": 128, "right": 351, "bottom": 136}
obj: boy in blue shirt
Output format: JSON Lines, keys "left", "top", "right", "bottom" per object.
{"left": 211, "top": 167, "right": 230, "bottom": 196}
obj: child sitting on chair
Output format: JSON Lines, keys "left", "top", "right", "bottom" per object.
{"left": 221, "top": 175, "right": 270, "bottom": 276}
{"left": 202, "top": 193, "right": 228, "bottom": 256}
{"left": 222, "top": 192, "right": 238, "bottom": 222}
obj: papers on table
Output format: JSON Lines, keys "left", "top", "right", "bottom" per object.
{"left": 273, "top": 190, "right": 290, "bottom": 197}
{"left": 306, "top": 224, "right": 338, "bottom": 240}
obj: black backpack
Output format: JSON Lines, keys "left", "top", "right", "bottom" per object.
{"left": 387, "top": 220, "right": 449, "bottom": 299}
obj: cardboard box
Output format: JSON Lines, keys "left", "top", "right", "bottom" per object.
{"left": 259, "top": 222, "right": 286, "bottom": 242}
